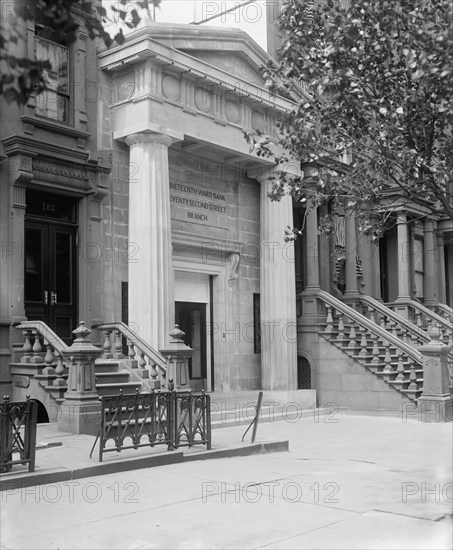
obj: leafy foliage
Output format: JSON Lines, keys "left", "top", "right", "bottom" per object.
{"left": 245, "top": 0, "right": 453, "bottom": 238}
{"left": 0, "top": 0, "right": 161, "bottom": 104}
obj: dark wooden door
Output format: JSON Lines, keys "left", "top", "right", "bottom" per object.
{"left": 24, "top": 221, "right": 77, "bottom": 343}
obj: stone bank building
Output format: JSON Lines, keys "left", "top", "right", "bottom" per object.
{"left": 1, "top": 10, "right": 452, "bottom": 422}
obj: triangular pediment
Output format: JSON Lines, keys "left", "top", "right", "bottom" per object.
{"left": 179, "top": 50, "right": 266, "bottom": 86}
{"left": 145, "top": 22, "right": 270, "bottom": 87}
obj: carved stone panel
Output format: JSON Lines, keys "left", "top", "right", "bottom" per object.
{"left": 162, "top": 75, "right": 181, "bottom": 102}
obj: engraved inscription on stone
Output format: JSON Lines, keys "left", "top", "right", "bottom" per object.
{"left": 170, "top": 182, "right": 230, "bottom": 228}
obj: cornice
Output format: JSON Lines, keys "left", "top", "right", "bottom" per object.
{"left": 2, "top": 135, "right": 90, "bottom": 165}
{"left": 21, "top": 115, "right": 91, "bottom": 140}
{"left": 99, "top": 36, "right": 296, "bottom": 113}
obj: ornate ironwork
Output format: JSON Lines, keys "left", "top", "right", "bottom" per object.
{"left": 174, "top": 391, "right": 211, "bottom": 448}
{"left": 0, "top": 396, "right": 38, "bottom": 473}
{"left": 91, "top": 386, "right": 211, "bottom": 462}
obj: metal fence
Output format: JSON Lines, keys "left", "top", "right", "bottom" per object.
{"left": 0, "top": 396, "right": 38, "bottom": 473}
{"left": 92, "top": 389, "right": 211, "bottom": 462}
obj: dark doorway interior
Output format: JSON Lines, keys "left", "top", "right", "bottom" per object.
{"left": 175, "top": 302, "right": 207, "bottom": 391}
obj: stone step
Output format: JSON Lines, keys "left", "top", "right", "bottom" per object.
{"left": 95, "top": 360, "right": 121, "bottom": 373}
{"left": 95, "top": 371, "right": 130, "bottom": 385}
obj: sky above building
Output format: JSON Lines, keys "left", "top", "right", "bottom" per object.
{"left": 103, "top": 1, "right": 282, "bottom": 54}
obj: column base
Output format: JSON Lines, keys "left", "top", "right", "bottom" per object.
{"left": 418, "top": 395, "right": 453, "bottom": 422}
{"left": 393, "top": 303, "right": 410, "bottom": 319}
{"left": 57, "top": 399, "right": 101, "bottom": 436}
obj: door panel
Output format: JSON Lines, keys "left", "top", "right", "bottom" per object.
{"left": 24, "top": 221, "right": 77, "bottom": 344}
{"left": 50, "top": 226, "right": 77, "bottom": 342}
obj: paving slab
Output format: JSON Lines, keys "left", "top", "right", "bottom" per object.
{"left": 0, "top": 422, "right": 288, "bottom": 491}
{"left": 0, "top": 413, "right": 451, "bottom": 550}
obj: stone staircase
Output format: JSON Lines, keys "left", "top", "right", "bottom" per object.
{"left": 10, "top": 321, "right": 165, "bottom": 418}
{"left": 314, "top": 291, "right": 453, "bottom": 408}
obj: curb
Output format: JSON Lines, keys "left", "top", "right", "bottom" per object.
{"left": 0, "top": 439, "right": 289, "bottom": 491}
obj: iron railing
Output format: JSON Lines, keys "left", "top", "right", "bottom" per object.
{"left": 91, "top": 388, "right": 211, "bottom": 462}
{"left": 0, "top": 396, "right": 38, "bottom": 473}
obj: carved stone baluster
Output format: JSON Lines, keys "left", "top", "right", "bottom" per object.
{"left": 396, "top": 349, "right": 405, "bottom": 380}
{"left": 380, "top": 312, "right": 386, "bottom": 331}
{"left": 359, "top": 330, "right": 368, "bottom": 356}
{"left": 54, "top": 351, "right": 66, "bottom": 387}
{"left": 368, "top": 306, "right": 376, "bottom": 324}
{"left": 42, "top": 341, "right": 55, "bottom": 378}
{"left": 31, "top": 332, "right": 43, "bottom": 364}
{"left": 383, "top": 341, "right": 393, "bottom": 373}
{"left": 159, "top": 364, "right": 167, "bottom": 386}
{"left": 348, "top": 320, "right": 358, "bottom": 349}
{"left": 138, "top": 351, "right": 147, "bottom": 370}
{"left": 113, "top": 330, "right": 124, "bottom": 359}
{"left": 149, "top": 361, "right": 158, "bottom": 383}
{"left": 22, "top": 330, "right": 33, "bottom": 363}
{"left": 415, "top": 311, "right": 423, "bottom": 329}
{"left": 371, "top": 333, "right": 380, "bottom": 365}
{"left": 390, "top": 320, "right": 398, "bottom": 339}
{"left": 103, "top": 330, "right": 113, "bottom": 359}
{"left": 44, "top": 341, "right": 54, "bottom": 367}
{"left": 337, "top": 313, "right": 345, "bottom": 342}
{"left": 408, "top": 361, "right": 418, "bottom": 391}
{"left": 325, "top": 305, "right": 334, "bottom": 335}
{"left": 128, "top": 341, "right": 137, "bottom": 364}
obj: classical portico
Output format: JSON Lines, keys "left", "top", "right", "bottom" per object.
{"left": 98, "top": 22, "right": 300, "bottom": 391}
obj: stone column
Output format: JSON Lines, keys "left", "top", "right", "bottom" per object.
{"left": 437, "top": 232, "right": 447, "bottom": 304}
{"left": 305, "top": 205, "right": 321, "bottom": 291}
{"left": 343, "top": 208, "right": 360, "bottom": 303}
{"left": 423, "top": 219, "right": 438, "bottom": 306}
{"left": 254, "top": 167, "right": 297, "bottom": 391}
{"left": 445, "top": 242, "right": 453, "bottom": 307}
{"left": 395, "top": 213, "right": 411, "bottom": 305}
{"left": 418, "top": 325, "right": 453, "bottom": 422}
{"left": 125, "top": 132, "right": 177, "bottom": 350}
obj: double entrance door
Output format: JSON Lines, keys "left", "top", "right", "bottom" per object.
{"left": 24, "top": 193, "right": 78, "bottom": 343}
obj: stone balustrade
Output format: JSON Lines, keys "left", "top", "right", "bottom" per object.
{"left": 97, "top": 322, "right": 167, "bottom": 389}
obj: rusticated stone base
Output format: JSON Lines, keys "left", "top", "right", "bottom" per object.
{"left": 57, "top": 400, "right": 101, "bottom": 436}
{"left": 418, "top": 395, "right": 453, "bottom": 423}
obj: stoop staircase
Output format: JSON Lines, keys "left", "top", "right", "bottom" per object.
{"left": 314, "top": 291, "right": 453, "bottom": 406}
{"left": 10, "top": 321, "right": 165, "bottom": 414}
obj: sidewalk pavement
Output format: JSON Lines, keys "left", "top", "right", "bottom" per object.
{"left": 0, "top": 420, "right": 288, "bottom": 491}
{"left": 1, "top": 413, "right": 452, "bottom": 550}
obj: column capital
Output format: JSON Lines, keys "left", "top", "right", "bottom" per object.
{"left": 247, "top": 160, "right": 301, "bottom": 184}
{"left": 247, "top": 163, "right": 277, "bottom": 183}
{"left": 125, "top": 131, "right": 177, "bottom": 148}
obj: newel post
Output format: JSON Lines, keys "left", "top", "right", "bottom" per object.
{"left": 58, "top": 322, "right": 103, "bottom": 435}
{"left": 159, "top": 325, "right": 193, "bottom": 390}
{"left": 418, "top": 324, "right": 453, "bottom": 423}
